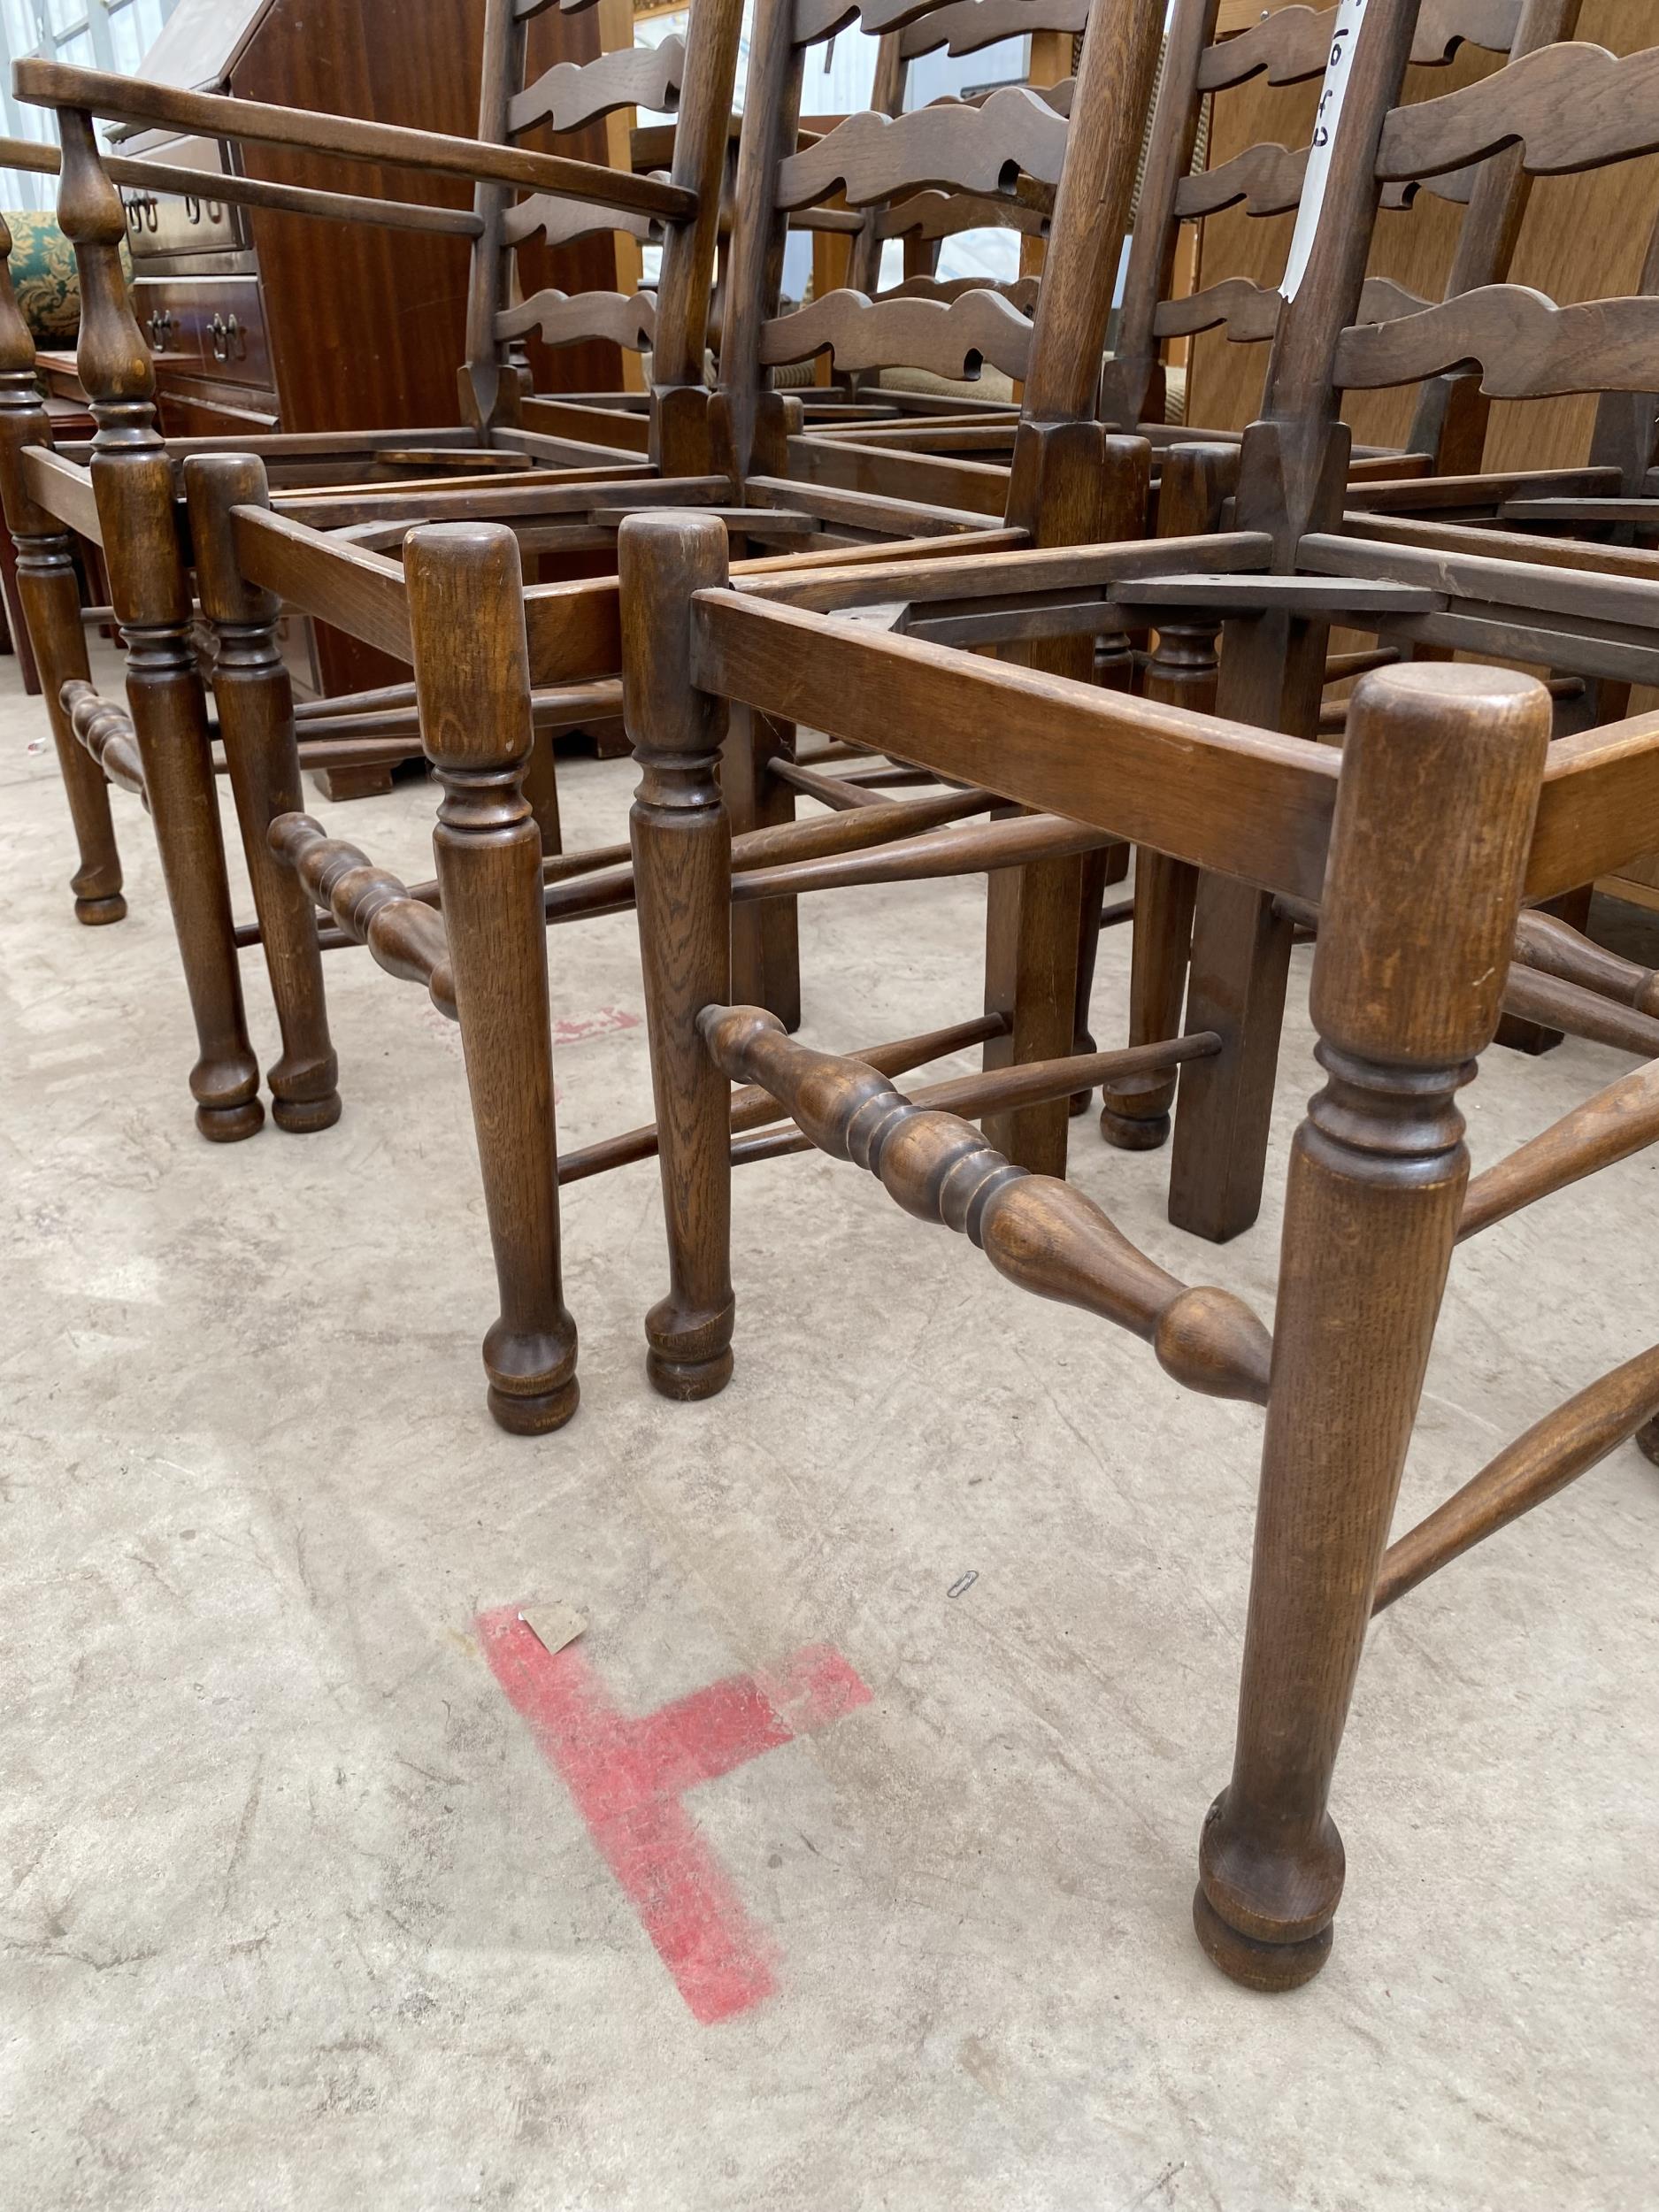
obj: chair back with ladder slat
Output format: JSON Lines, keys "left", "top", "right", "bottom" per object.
{"left": 1102, "top": 0, "right": 1568, "bottom": 454}
{"left": 849, "top": 0, "right": 1092, "bottom": 299}
{"left": 718, "top": 0, "right": 1162, "bottom": 475}
{"left": 1237, "top": 0, "right": 1659, "bottom": 548}
{"left": 464, "top": 0, "right": 747, "bottom": 450}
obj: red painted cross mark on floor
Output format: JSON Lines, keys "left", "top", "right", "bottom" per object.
{"left": 476, "top": 1606, "right": 872, "bottom": 2024}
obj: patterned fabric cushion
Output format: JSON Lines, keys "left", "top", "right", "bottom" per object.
{"left": 4, "top": 210, "right": 83, "bottom": 344}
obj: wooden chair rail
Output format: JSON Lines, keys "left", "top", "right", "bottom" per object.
{"left": 268, "top": 814, "right": 453, "bottom": 1014}
{"left": 19, "top": 445, "right": 100, "bottom": 541}
{"left": 1199, "top": 0, "right": 1521, "bottom": 96}
{"left": 1458, "top": 1057, "right": 1659, "bottom": 1243}
{"left": 231, "top": 507, "right": 413, "bottom": 661}
{"left": 1333, "top": 286, "right": 1659, "bottom": 401}
{"left": 1371, "top": 1342, "right": 1659, "bottom": 1614}
{"left": 0, "top": 132, "right": 483, "bottom": 239}
{"left": 729, "top": 1034, "right": 1224, "bottom": 1166}
{"left": 502, "top": 191, "right": 657, "bottom": 251}
{"left": 726, "top": 810, "right": 1111, "bottom": 901}
{"left": 557, "top": 1011, "right": 1010, "bottom": 1186}
{"left": 495, "top": 288, "right": 657, "bottom": 354}
{"left": 794, "top": 0, "right": 963, "bottom": 52}
{"left": 1278, "top": 893, "right": 1659, "bottom": 1056}
{"left": 277, "top": 472, "right": 722, "bottom": 531}
{"left": 1342, "top": 467, "right": 1622, "bottom": 514}
{"left": 63, "top": 680, "right": 144, "bottom": 800}
{"left": 12, "top": 58, "right": 696, "bottom": 223}
{"left": 538, "top": 785, "right": 1003, "bottom": 927}
{"left": 1177, "top": 141, "right": 1309, "bottom": 223}
{"left": 728, "top": 529, "right": 1274, "bottom": 611}
{"left": 687, "top": 587, "right": 1340, "bottom": 902}
{"left": 879, "top": 188, "right": 1049, "bottom": 242}
{"left": 697, "top": 1004, "right": 1273, "bottom": 1406}
{"left": 1512, "top": 909, "right": 1659, "bottom": 1017}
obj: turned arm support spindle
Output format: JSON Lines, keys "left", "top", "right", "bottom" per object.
{"left": 63, "top": 678, "right": 146, "bottom": 799}
{"left": 1513, "top": 908, "right": 1659, "bottom": 1018}
{"left": 270, "top": 812, "right": 454, "bottom": 1014}
{"left": 697, "top": 1003, "right": 1273, "bottom": 1405}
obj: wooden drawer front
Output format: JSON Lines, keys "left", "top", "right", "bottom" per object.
{"left": 135, "top": 278, "right": 272, "bottom": 390}
{"left": 156, "top": 378, "right": 280, "bottom": 440}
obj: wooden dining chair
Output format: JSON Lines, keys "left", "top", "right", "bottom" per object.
{"left": 14, "top": 0, "right": 1173, "bottom": 1158}
{"left": 611, "top": 494, "right": 1659, "bottom": 1992}
{"left": 0, "top": 0, "right": 747, "bottom": 956}
{"left": 1101, "top": 0, "right": 1659, "bottom": 1245}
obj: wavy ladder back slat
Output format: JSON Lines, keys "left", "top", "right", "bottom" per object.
{"left": 1102, "top": 0, "right": 1548, "bottom": 441}
{"left": 731, "top": 0, "right": 1164, "bottom": 443}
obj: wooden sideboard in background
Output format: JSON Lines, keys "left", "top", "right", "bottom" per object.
{"left": 27, "top": 0, "right": 641, "bottom": 733}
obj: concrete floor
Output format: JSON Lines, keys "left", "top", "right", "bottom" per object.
{"left": 3, "top": 645, "right": 1657, "bottom": 2211}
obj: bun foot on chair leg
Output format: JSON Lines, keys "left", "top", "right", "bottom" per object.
{"left": 1194, "top": 1791, "right": 1345, "bottom": 1993}
{"left": 645, "top": 1296, "right": 735, "bottom": 1402}
{"left": 1099, "top": 1100, "right": 1171, "bottom": 1151}
{"left": 1192, "top": 1886, "right": 1334, "bottom": 1992}
{"left": 485, "top": 1322, "right": 580, "bottom": 1436}
{"left": 194, "top": 1089, "right": 265, "bottom": 1143}
{"left": 74, "top": 889, "right": 127, "bottom": 926}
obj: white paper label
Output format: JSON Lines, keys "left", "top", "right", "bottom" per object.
{"left": 1280, "top": 0, "right": 1370, "bottom": 304}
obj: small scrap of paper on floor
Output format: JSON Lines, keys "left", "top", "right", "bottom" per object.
{"left": 518, "top": 1601, "right": 588, "bottom": 1656}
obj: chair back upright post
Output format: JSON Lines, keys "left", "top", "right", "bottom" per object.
{"left": 461, "top": 0, "right": 530, "bottom": 435}
{"left": 465, "top": 0, "right": 748, "bottom": 469}
{"left": 56, "top": 105, "right": 265, "bottom": 1142}
{"left": 0, "top": 208, "right": 124, "bottom": 924}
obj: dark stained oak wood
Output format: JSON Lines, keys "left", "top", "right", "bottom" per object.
{"left": 619, "top": 512, "right": 736, "bottom": 1401}
{"left": 186, "top": 455, "right": 341, "bottom": 1135}
{"left": 61, "top": 108, "right": 263, "bottom": 1141}
{"left": 1374, "top": 37, "right": 1659, "bottom": 183}
{"left": 410, "top": 521, "right": 579, "bottom": 1433}
{"left": 1195, "top": 661, "right": 1552, "bottom": 1991}
{"left": 15, "top": 58, "right": 695, "bottom": 221}
{"left": 700, "top": 1002, "right": 1274, "bottom": 1402}
{"left": 0, "top": 211, "right": 123, "bottom": 923}
{"left": 1373, "top": 1341, "right": 1659, "bottom": 1611}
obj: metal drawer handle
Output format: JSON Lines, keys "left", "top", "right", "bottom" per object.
{"left": 210, "top": 312, "right": 249, "bottom": 364}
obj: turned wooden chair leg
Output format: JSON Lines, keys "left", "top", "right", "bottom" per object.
{"left": 19, "top": 526, "right": 125, "bottom": 924}
{"left": 96, "top": 443, "right": 264, "bottom": 1141}
{"left": 61, "top": 108, "right": 259, "bottom": 1138}
{"left": 1099, "top": 851, "right": 1198, "bottom": 1151}
{"left": 186, "top": 454, "right": 341, "bottom": 1133}
{"left": 408, "top": 522, "right": 578, "bottom": 1434}
{"left": 522, "top": 724, "right": 564, "bottom": 857}
{"left": 619, "top": 511, "right": 735, "bottom": 1402}
{"left": 1166, "top": 596, "right": 1328, "bottom": 1241}
{"left": 1195, "top": 664, "right": 1551, "bottom": 1992}
{"left": 0, "top": 208, "right": 123, "bottom": 923}
{"left": 723, "top": 703, "right": 801, "bottom": 1032}
{"left": 984, "top": 426, "right": 1150, "bottom": 1176}
{"left": 1102, "top": 446, "right": 1235, "bottom": 1154}
{"left": 1069, "top": 837, "right": 1128, "bottom": 1114}
{"left": 983, "top": 850, "right": 1085, "bottom": 1177}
